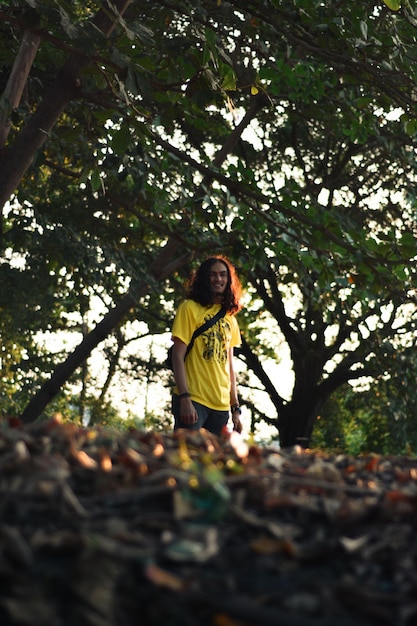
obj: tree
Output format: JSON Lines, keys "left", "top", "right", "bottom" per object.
{"left": 311, "top": 343, "right": 417, "bottom": 455}
{"left": 1, "top": 1, "right": 417, "bottom": 448}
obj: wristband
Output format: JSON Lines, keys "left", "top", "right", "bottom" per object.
{"left": 178, "top": 392, "right": 191, "bottom": 399}
{"left": 231, "top": 404, "right": 241, "bottom": 414}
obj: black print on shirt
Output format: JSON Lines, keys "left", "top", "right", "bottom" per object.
{"left": 201, "top": 317, "right": 230, "bottom": 363}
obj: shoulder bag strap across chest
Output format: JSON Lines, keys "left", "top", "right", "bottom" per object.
{"left": 184, "top": 306, "right": 227, "bottom": 360}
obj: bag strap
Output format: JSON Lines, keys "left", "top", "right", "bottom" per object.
{"left": 184, "top": 306, "right": 227, "bottom": 360}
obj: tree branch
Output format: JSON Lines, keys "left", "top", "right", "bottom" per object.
{"left": 0, "top": 0, "right": 133, "bottom": 213}
{"left": 0, "top": 31, "right": 40, "bottom": 149}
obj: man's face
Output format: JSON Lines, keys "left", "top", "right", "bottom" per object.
{"left": 209, "top": 261, "right": 228, "bottom": 300}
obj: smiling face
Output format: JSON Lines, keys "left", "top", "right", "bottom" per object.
{"left": 208, "top": 261, "right": 229, "bottom": 303}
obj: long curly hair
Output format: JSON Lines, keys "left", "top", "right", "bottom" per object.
{"left": 187, "top": 256, "right": 243, "bottom": 315}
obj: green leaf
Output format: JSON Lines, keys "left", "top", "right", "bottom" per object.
{"left": 111, "top": 126, "right": 132, "bottom": 156}
{"left": 90, "top": 169, "right": 102, "bottom": 192}
{"left": 220, "top": 64, "right": 236, "bottom": 91}
{"left": 404, "top": 118, "right": 417, "bottom": 136}
{"left": 383, "top": 0, "right": 401, "bottom": 9}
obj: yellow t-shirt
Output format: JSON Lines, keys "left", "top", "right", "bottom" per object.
{"left": 172, "top": 300, "right": 241, "bottom": 411}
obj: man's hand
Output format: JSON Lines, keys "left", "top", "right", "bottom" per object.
{"left": 232, "top": 412, "right": 242, "bottom": 433}
{"left": 180, "top": 397, "right": 198, "bottom": 425}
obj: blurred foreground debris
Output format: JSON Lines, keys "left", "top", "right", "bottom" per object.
{"left": 0, "top": 417, "right": 417, "bottom": 625}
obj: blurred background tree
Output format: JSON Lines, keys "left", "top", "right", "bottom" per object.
{"left": 0, "top": 0, "right": 416, "bottom": 450}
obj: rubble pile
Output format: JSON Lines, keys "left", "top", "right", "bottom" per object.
{"left": 0, "top": 417, "right": 416, "bottom": 625}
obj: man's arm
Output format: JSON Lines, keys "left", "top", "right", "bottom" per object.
{"left": 229, "top": 348, "right": 242, "bottom": 433}
{"left": 172, "top": 337, "right": 198, "bottom": 425}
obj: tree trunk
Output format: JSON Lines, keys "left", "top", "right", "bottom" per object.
{"left": 278, "top": 392, "right": 325, "bottom": 448}
{"left": 238, "top": 335, "right": 324, "bottom": 448}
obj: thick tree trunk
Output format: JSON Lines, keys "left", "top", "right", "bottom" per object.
{"left": 278, "top": 392, "right": 325, "bottom": 448}
{"left": 238, "top": 335, "right": 324, "bottom": 448}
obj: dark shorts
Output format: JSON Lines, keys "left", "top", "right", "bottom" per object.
{"left": 172, "top": 395, "right": 229, "bottom": 436}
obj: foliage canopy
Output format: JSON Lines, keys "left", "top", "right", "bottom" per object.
{"left": 0, "top": 0, "right": 416, "bottom": 449}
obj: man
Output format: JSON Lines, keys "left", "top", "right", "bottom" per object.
{"left": 171, "top": 256, "right": 243, "bottom": 435}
